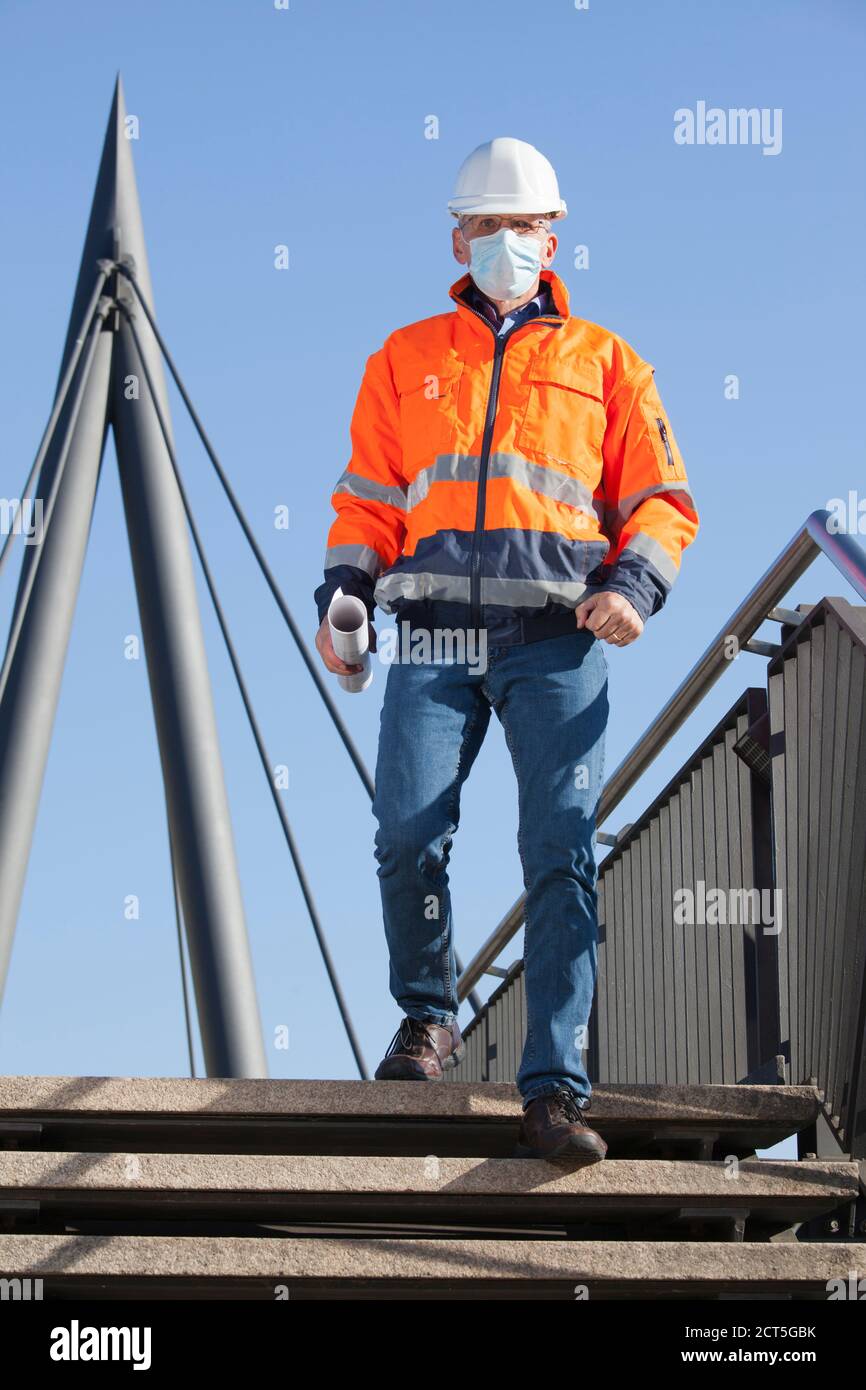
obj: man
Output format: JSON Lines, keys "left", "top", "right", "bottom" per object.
{"left": 314, "top": 138, "right": 698, "bottom": 1165}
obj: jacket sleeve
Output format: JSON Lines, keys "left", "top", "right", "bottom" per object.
{"left": 589, "top": 361, "right": 699, "bottom": 624}
{"left": 313, "top": 342, "right": 408, "bottom": 624}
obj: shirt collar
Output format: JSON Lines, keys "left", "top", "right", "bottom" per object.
{"left": 449, "top": 270, "right": 571, "bottom": 338}
{"left": 464, "top": 278, "right": 553, "bottom": 333}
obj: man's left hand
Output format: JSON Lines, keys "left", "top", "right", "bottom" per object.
{"left": 575, "top": 591, "right": 644, "bottom": 646}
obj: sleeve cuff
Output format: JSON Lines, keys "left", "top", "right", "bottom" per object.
{"left": 584, "top": 557, "right": 668, "bottom": 626}
{"left": 314, "top": 567, "right": 377, "bottom": 625}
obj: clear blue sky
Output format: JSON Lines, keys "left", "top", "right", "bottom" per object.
{"left": 0, "top": 0, "right": 864, "bottom": 1085}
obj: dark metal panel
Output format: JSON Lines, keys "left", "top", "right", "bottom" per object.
{"left": 631, "top": 829, "right": 647, "bottom": 1082}
{"left": 691, "top": 759, "right": 710, "bottom": 1081}
{"left": 830, "top": 638, "right": 866, "bottom": 1147}
{"left": 767, "top": 598, "right": 866, "bottom": 1154}
{"left": 726, "top": 714, "right": 749, "bottom": 1082}
{"left": 602, "top": 868, "right": 614, "bottom": 1080}
{"left": 591, "top": 689, "right": 777, "bottom": 1088}
{"left": 505, "top": 970, "right": 516, "bottom": 1084}
{"left": 748, "top": 694, "right": 781, "bottom": 1074}
{"left": 768, "top": 664, "right": 789, "bottom": 1070}
{"left": 600, "top": 691, "right": 776, "bottom": 1086}
{"left": 606, "top": 845, "right": 619, "bottom": 1084}
{"left": 487, "top": 993, "right": 497, "bottom": 1085}
{"left": 618, "top": 849, "right": 632, "bottom": 1082}
{"left": 622, "top": 828, "right": 636, "bottom": 1078}
{"left": 820, "top": 623, "right": 846, "bottom": 1114}
{"left": 661, "top": 806, "right": 681, "bottom": 1084}
{"left": 712, "top": 737, "right": 732, "bottom": 1081}
{"left": 478, "top": 1008, "right": 489, "bottom": 1083}
{"left": 501, "top": 976, "right": 511, "bottom": 1087}
{"left": 813, "top": 618, "right": 837, "bottom": 1101}
{"left": 804, "top": 621, "right": 823, "bottom": 1088}
{"left": 795, "top": 636, "right": 812, "bottom": 1087}
{"left": 666, "top": 793, "right": 684, "bottom": 1082}
{"left": 651, "top": 817, "right": 667, "bottom": 1081}
{"left": 625, "top": 845, "right": 638, "bottom": 1082}
{"left": 679, "top": 777, "right": 699, "bottom": 1084}
{"left": 517, "top": 952, "right": 527, "bottom": 1080}
{"left": 489, "top": 993, "right": 501, "bottom": 1084}
{"left": 782, "top": 652, "right": 801, "bottom": 1081}
{"left": 825, "top": 638, "right": 860, "bottom": 1117}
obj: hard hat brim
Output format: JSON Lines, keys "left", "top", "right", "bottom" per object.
{"left": 448, "top": 195, "right": 567, "bottom": 218}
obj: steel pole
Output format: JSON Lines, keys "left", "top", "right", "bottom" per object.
{"left": 111, "top": 297, "right": 267, "bottom": 1078}
{"left": 98, "top": 75, "right": 266, "bottom": 1077}
{"left": 0, "top": 323, "right": 114, "bottom": 997}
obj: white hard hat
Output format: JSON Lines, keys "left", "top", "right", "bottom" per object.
{"left": 448, "top": 137, "right": 567, "bottom": 219}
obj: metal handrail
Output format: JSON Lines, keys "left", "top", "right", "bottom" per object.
{"left": 457, "top": 508, "right": 866, "bottom": 1000}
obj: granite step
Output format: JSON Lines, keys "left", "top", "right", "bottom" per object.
{"left": 0, "top": 1152, "right": 855, "bottom": 1233}
{"left": 0, "top": 1077, "right": 823, "bottom": 1159}
{"left": 2, "top": 1233, "right": 862, "bottom": 1300}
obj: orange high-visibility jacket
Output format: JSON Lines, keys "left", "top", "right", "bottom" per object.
{"left": 315, "top": 269, "right": 698, "bottom": 642}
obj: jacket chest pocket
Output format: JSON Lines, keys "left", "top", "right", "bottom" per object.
{"left": 398, "top": 367, "right": 463, "bottom": 479}
{"left": 516, "top": 356, "right": 606, "bottom": 485}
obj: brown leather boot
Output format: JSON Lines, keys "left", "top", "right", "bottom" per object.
{"left": 515, "top": 1087, "right": 607, "bottom": 1165}
{"left": 374, "top": 1016, "right": 464, "bottom": 1081}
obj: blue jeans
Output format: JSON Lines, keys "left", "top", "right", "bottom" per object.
{"left": 371, "top": 627, "right": 608, "bottom": 1106}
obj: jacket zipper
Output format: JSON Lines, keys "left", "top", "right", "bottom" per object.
{"left": 461, "top": 302, "right": 564, "bottom": 628}
{"left": 656, "top": 417, "right": 676, "bottom": 470}
{"left": 469, "top": 335, "right": 505, "bottom": 626}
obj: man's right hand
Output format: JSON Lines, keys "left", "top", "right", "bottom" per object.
{"left": 315, "top": 614, "right": 377, "bottom": 675}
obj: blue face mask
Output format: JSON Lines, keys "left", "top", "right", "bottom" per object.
{"left": 467, "top": 227, "right": 543, "bottom": 300}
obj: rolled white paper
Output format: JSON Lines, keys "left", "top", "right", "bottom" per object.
{"left": 328, "top": 589, "right": 373, "bottom": 693}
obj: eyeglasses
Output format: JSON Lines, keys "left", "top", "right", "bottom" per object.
{"left": 457, "top": 215, "right": 553, "bottom": 240}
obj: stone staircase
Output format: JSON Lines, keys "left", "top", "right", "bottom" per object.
{"left": 0, "top": 1076, "right": 862, "bottom": 1300}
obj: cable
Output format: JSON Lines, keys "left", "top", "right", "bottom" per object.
{"left": 166, "top": 814, "right": 197, "bottom": 1079}
{"left": 0, "top": 270, "right": 110, "bottom": 582}
{"left": 120, "top": 303, "right": 369, "bottom": 1078}
{"left": 0, "top": 297, "right": 112, "bottom": 707}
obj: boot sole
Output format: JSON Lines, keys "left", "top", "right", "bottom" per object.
{"left": 513, "top": 1139, "right": 607, "bottom": 1167}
